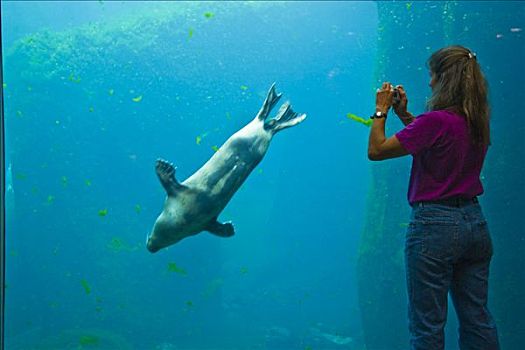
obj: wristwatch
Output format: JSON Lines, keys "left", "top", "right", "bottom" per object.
{"left": 371, "top": 111, "right": 387, "bottom": 119}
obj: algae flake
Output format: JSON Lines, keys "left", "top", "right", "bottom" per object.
{"left": 167, "top": 262, "right": 187, "bottom": 275}
{"left": 80, "top": 279, "right": 91, "bottom": 295}
{"left": 346, "top": 113, "right": 373, "bottom": 127}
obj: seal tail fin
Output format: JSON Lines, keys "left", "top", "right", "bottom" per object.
{"left": 264, "top": 102, "right": 307, "bottom": 133}
{"left": 256, "top": 82, "right": 282, "bottom": 121}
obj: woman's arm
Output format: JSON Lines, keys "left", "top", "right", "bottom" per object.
{"left": 393, "top": 85, "right": 415, "bottom": 126}
{"left": 397, "top": 111, "right": 416, "bottom": 126}
{"left": 368, "top": 82, "right": 410, "bottom": 161}
{"left": 368, "top": 119, "right": 408, "bottom": 160}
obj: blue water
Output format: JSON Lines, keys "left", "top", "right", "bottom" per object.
{"left": 1, "top": 1, "right": 524, "bottom": 350}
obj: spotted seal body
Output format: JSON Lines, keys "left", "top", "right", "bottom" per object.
{"left": 147, "top": 84, "right": 306, "bottom": 253}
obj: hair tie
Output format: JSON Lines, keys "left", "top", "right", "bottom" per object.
{"left": 468, "top": 51, "right": 477, "bottom": 60}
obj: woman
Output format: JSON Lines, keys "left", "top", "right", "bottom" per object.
{"left": 367, "top": 45, "right": 500, "bottom": 350}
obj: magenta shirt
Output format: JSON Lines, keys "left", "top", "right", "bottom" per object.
{"left": 395, "top": 110, "right": 487, "bottom": 205}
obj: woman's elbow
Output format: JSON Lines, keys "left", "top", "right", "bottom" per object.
{"left": 368, "top": 148, "right": 382, "bottom": 161}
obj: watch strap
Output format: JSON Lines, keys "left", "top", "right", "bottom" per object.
{"left": 371, "top": 111, "right": 387, "bottom": 119}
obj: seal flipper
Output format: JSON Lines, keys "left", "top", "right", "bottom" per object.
{"left": 206, "top": 219, "right": 235, "bottom": 238}
{"left": 155, "top": 158, "right": 184, "bottom": 197}
{"left": 264, "top": 102, "right": 306, "bottom": 134}
{"left": 256, "top": 82, "right": 282, "bottom": 121}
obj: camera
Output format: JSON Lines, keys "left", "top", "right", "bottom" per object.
{"left": 392, "top": 88, "right": 401, "bottom": 106}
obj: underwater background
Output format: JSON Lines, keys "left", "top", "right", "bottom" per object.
{"left": 1, "top": 1, "right": 523, "bottom": 349}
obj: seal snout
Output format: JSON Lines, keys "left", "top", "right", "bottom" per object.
{"left": 146, "top": 236, "right": 161, "bottom": 254}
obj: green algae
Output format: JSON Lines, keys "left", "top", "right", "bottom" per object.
{"left": 79, "top": 335, "right": 99, "bottom": 346}
{"left": 80, "top": 279, "right": 91, "bottom": 295}
{"left": 30, "top": 328, "right": 132, "bottom": 349}
{"left": 167, "top": 262, "right": 187, "bottom": 275}
{"left": 346, "top": 113, "right": 373, "bottom": 127}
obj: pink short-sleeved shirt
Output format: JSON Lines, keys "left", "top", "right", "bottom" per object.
{"left": 395, "top": 110, "right": 487, "bottom": 205}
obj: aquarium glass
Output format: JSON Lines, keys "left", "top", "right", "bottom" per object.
{"left": 1, "top": 1, "right": 524, "bottom": 349}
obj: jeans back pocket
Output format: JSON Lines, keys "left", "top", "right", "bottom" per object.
{"left": 419, "top": 221, "right": 457, "bottom": 259}
{"left": 408, "top": 205, "right": 459, "bottom": 259}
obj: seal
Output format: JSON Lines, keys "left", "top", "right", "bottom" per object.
{"left": 147, "top": 83, "right": 306, "bottom": 253}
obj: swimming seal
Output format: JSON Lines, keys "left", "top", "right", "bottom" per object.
{"left": 147, "top": 83, "right": 306, "bottom": 253}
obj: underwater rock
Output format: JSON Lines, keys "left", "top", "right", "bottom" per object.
{"left": 309, "top": 326, "right": 353, "bottom": 348}
{"left": 8, "top": 328, "right": 132, "bottom": 350}
{"left": 155, "top": 342, "right": 177, "bottom": 350}
{"left": 267, "top": 326, "right": 291, "bottom": 339}
{"left": 264, "top": 326, "right": 294, "bottom": 348}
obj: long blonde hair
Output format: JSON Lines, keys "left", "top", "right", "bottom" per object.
{"left": 426, "top": 45, "right": 490, "bottom": 146}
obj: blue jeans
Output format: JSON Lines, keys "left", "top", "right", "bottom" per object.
{"left": 405, "top": 201, "right": 500, "bottom": 350}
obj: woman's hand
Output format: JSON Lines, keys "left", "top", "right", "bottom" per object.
{"left": 376, "top": 82, "right": 394, "bottom": 114}
{"left": 393, "top": 85, "right": 409, "bottom": 118}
